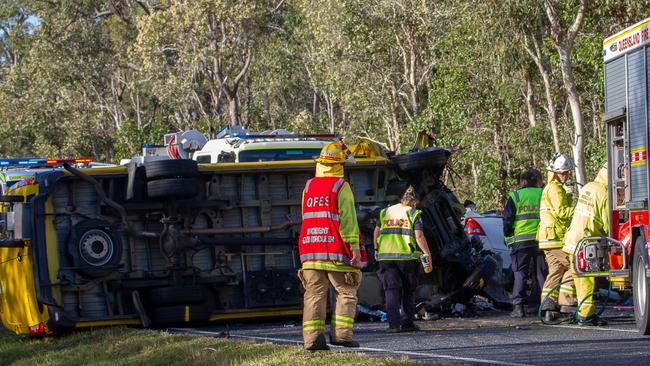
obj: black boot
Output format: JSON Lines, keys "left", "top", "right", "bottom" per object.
{"left": 330, "top": 338, "right": 360, "bottom": 348}
{"left": 510, "top": 304, "right": 525, "bottom": 318}
{"left": 578, "top": 315, "right": 608, "bottom": 326}
{"left": 305, "top": 334, "right": 330, "bottom": 351}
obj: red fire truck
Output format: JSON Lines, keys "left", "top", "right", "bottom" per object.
{"left": 574, "top": 18, "right": 650, "bottom": 335}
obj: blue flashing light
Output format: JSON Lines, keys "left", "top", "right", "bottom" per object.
{"left": 0, "top": 158, "right": 47, "bottom": 168}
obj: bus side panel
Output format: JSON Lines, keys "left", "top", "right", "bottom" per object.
{"left": 0, "top": 242, "right": 49, "bottom": 334}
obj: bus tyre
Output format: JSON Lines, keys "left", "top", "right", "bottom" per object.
{"left": 69, "top": 220, "right": 123, "bottom": 278}
{"left": 146, "top": 178, "right": 198, "bottom": 199}
{"left": 633, "top": 238, "right": 650, "bottom": 335}
{"left": 150, "top": 303, "right": 212, "bottom": 325}
{"left": 147, "top": 285, "right": 209, "bottom": 307}
{"left": 144, "top": 160, "right": 198, "bottom": 180}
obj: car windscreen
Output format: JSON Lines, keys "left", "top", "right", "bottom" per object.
{"left": 238, "top": 148, "right": 322, "bottom": 162}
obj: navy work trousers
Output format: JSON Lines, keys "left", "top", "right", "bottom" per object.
{"left": 511, "top": 246, "right": 547, "bottom": 306}
{"left": 377, "top": 260, "right": 419, "bottom": 330}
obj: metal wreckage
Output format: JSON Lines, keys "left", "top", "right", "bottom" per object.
{"left": 0, "top": 130, "right": 508, "bottom": 335}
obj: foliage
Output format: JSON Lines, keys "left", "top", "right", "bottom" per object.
{"left": 0, "top": 327, "right": 412, "bottom": 366}
{"left": 1, "top": 0, "right": 649, "bottom": 209}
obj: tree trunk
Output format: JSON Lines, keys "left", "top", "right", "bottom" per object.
{"left": 523, "top": 69, "right": 537, "bottom": 128}
{"left": 525, "top": 33, "right": 561, "bottom": 153}
{"left": 558, "top": 46, "right": 586, "bottom": 185}
{"left": 543, "top": 0, "right": 587, "bottom": 184}
{"left": 228, "top": 95, "right": 241, "bottom": 126}
{"left": 540, "top": 69, "right": 561, "bottom": 154}
{"left": 591, "top": 98, "right": 601, "bottom": 144}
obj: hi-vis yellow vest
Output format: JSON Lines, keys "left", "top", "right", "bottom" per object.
{"left": 377, "top": 203, "right": 421, "bottom": 261}
{"left": 506, "top": 187, "right": 542, "bottom": 247}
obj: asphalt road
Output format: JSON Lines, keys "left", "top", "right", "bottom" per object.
{"left": 170, "top": 309, "right": 650, "bottom": 366}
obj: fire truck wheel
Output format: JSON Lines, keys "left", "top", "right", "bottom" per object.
{"left": 69, "top": 221, "right": 123, "bottom": 278}
{"left": 147, "top": 285, "right": 209, "bottom": 307}
{"left": 633, "top": 238, "right": 650, "bottom": 335}
{"left": 391, "top": 148, "right": 451, "bottom": 172}
{"left": 147, "top": 178, "right": 198, "bottom": 199}
{"left": 144, "top": 160, "right": 198, "bottom": 180}
{"left": 149, "top": 303, "right": 213, "bottom": 325}
{"left": 0, "top": 195, "right": 23, "bottom": 203}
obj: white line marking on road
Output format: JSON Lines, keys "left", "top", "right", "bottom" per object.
{"left": 169, "top": 328, "right": 537, "bottom": 366}
{"left": 546, "top": 324, "right": 638, "bottom": 333}
{"left": 354, "top": 346, "right": 536, "bottom": 366}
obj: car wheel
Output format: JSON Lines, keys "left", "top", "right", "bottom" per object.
{"left": 633, "top": 237, "right": 650, "bottom": 335}
{"left": 147, "top": 178, "right": 198, "bottom": 199}
{"left": 144, "top": 160, "right": 198, "bottom": 180}
{"left": 147, "top": 285, "right": 209, "bottom": 307}
{"left": 391, "top": 148, "right": 451, "bottom": 172}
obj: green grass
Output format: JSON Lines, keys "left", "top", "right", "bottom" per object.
{"left": 0, "top": 327, "right": 414, "bottom": 366}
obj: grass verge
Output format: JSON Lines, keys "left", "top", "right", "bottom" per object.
{"left": 0, "top": 327, "right": 414, "bottom": 366}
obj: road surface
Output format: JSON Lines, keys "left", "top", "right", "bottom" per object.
{"left": 170, "top": 308, "right": 649, "bottom": 365}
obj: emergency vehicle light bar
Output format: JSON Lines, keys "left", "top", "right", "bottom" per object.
{"left": 0, "top": 158, "right": 93, "bottom": 168}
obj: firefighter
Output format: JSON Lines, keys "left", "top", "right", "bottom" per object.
{"left": 562, "top": 163, "right": 609, "bottom": 326}
{"left": 538, "top": 154, "right": 578, "bottom": 314}
{"left": 373, "top": 186, "right": 432, "bottom": 332}
{"left": 503, "top": 169, "right": 546, "bottom": 317}
{"left": 297, "top": 141, "right": 365, "bottom": 351}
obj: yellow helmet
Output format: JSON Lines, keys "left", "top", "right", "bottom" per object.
{"left": 316, "top": 141, "right": 346, "bottom": 164}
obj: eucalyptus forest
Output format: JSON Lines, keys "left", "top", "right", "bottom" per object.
{"left": 0, "top": 0, "right": 648, "bottom": 208}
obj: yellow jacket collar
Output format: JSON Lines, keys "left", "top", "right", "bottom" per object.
{"left": 316, "top": 162, "right": 344, "bottom": 177}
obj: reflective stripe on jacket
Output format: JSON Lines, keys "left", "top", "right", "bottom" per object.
{"left": 506, "top": 187, "right": 542, "bottom": 247}
{"left": 562, "top": 167, "right": 609, "bottom": 254}
{"left": 537, "top": 176, "right": 574, "bottom": 249}
{"left": 376, "top": 203, "right": 421, "bottom": 261}
{"left": 299, "top": 177, "right": 364, "bottom": 271}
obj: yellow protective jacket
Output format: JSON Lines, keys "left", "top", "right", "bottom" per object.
{"left": 562, "top": 167, "right": 609, "bottom": 254}
{"left": 302, "top": 162, "right": 360, "bottom": 272}
{"left": 537, "top": 174, "right": 574, "bottom": 249}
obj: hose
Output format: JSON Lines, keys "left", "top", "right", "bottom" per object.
{"left": 572, "top": 280, "right": 611, "bottom": 321}
{"left": 537, "top": 278, "right": 612, "bottom": 325}
{"left": 537, "top": 279, "right": 575, "bottom": 325}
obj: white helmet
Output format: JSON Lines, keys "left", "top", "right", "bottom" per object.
{"left": 547, "top": 154, "right": 574, "bottom": 173}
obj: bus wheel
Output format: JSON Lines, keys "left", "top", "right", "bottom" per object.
{"left": 147, "top": 178, "right": 198, "bottom": 199}
{"left": 69, "top": 220, "right": 123, "bottom": 278}
{"left": 144, "top": 160, "right": 198, "bottom": 180}
{"left": 633, "top": 237, "right": 650, "bottom": 335}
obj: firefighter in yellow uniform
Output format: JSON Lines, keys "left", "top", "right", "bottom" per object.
{"left": 538, "top": 154, "right": 577, "bottom": 314}
{"left": 297, "top": 141, "right": 365, "bottom": 351}
{"left": 562, "top": 164, "right": 609, "bottom": 326}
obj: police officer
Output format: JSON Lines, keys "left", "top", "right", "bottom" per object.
{"left": 538, "top": 154, "right": 578, "bottom": 315}
{"left": 298, "top": 141, "right": 366, "bottom": 351}
{"left": 562, "top": 163, "right": 609, "bottom": 326}
{"left": 374, "top": 186, "right": 432, "bottom": 333}
{"left": 503, "top": 169, "right": 546, "bottom": 317}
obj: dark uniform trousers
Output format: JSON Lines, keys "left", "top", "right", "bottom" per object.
{"left": 377, "top": 260, "right": 418, "bottom": 329}
{"left": 511, "top": 243, "right": 547, "bottom": 306}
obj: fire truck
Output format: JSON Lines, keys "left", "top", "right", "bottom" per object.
{"left": 574, "top": 18, "right": 650, "bottom": 335}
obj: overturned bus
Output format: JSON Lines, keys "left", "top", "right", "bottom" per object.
{"left": 0, "top": 132, "right": 501, "bottom": 335}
